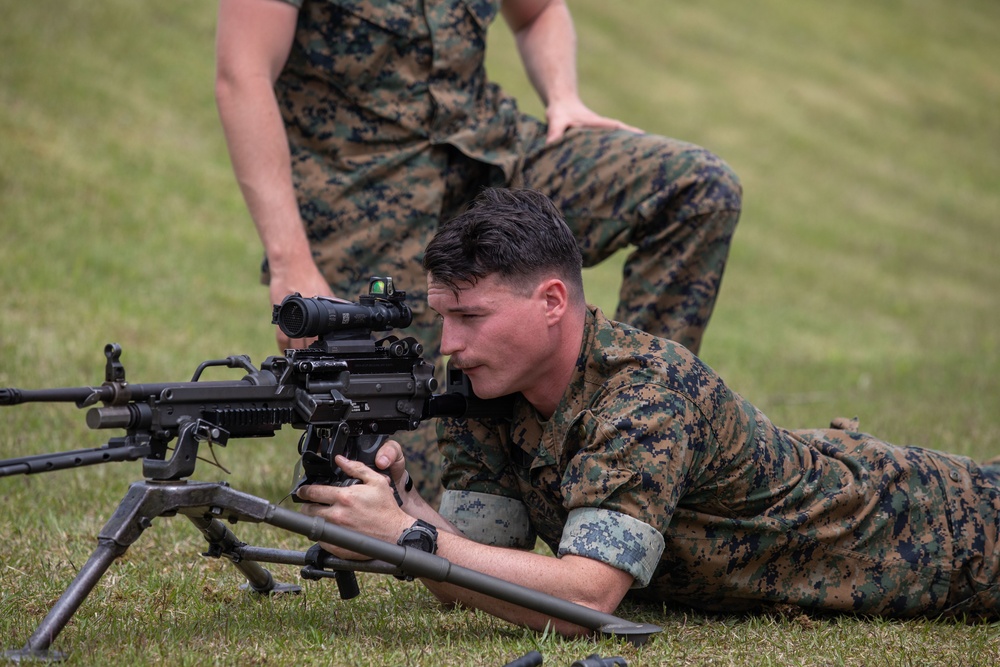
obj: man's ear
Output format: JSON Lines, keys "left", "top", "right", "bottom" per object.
{"left": 536, "top": 277, "right": 569, "bottom": 325}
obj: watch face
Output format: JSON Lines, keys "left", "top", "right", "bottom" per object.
{"left": 400, "top": 523, "right": 437, "bottom": 553}
{"left": 408, "top": 533, "right": 433, "bottom": 552}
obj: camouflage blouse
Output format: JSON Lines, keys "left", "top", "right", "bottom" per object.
{"left": 266, "top": 0, "right": 541, "bottom": 314}
{"left": 439, "top": 307, "right": 1000, "bottom": 618}
{"left": 274, "top": 0, "right": 524, "bottom": 181}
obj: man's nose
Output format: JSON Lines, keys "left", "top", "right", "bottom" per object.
{"left": 439, "top": 323, "right": 462, "bottom": 356}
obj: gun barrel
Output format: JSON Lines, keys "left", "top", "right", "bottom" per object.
{"left": 0, "top": 386, "right": 112, "bottom": 406}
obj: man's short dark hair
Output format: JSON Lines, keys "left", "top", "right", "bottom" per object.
{"left": 423, "top": 188, "right": 584, "bottom": 298}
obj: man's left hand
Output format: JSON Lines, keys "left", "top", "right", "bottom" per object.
{"left": 545, "top": 98, "right": 642, "bottom": 143}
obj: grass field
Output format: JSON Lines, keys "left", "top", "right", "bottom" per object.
{"left": 1, "top": 1, "right": 998, "bottom": 665}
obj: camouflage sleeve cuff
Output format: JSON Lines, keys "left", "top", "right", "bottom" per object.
{"left": 439, "top": 490, "right": 537, "bottom": 549}
{"left": 557, "top": 507, "right": 664, "bottom": 588}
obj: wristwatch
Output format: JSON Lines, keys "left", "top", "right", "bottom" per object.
{"left": 396, "top": 519, "right": 438, "bottom": 554}
{"left": 395, "top": 519, "right": 439, "bottom": 581}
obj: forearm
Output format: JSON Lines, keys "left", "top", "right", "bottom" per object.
{"left": 214, "top": 0, "right": 315, "bottom": 276}
{"left": 421, "top": 534, "right": 628, "bottom": 637}
{"left": 397, "top": 483, "right": 627, "bottom": 636}
{"left": 505, "top": 0, "right": 581, "bottom": 107}
{"left": 215, "top": 76, "right": 313, "bottom": 271}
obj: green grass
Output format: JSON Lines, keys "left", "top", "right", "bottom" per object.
{"left": 2, "top": 0, "right": 999, "bottom": 664}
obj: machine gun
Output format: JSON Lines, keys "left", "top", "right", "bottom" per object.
{"left": 0, "top": 277, "right": 660, "bottom": 662}
{"left": 2, "top": 277, "right": 448, "bottom": 486}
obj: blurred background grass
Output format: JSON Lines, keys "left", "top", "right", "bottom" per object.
{"left": 1, "top": 1, "right": 998, "bottom": 664}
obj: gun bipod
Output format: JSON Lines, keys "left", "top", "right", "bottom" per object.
{"left": 3, "top": 479, "right": 659, "bottom": 662}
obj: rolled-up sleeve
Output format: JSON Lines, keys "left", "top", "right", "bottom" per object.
{"left": 439, "top": 489, "right": 537, "bottom": 549}
{"left": 558, "top": 507, "right": 664, "bottom": 588}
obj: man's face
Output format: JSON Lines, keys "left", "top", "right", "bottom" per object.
{"left": 427, "top": 273, "right": 551, "bottom": 399}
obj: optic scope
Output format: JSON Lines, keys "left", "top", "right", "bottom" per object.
{"left": 272, "top": 277, "right": 413, "bottom": 340}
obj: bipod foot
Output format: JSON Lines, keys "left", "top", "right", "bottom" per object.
{"left": 2, "top": 648, "right": 67, "bottom": 664}
{"left": 238, "top": 580, "right": 301, "bottom": 596}
{"left": 597, "top": 622, "right": 663, "bottom": 647}
{"left": 186, "top": 514, "right": 302, "bottom": 597}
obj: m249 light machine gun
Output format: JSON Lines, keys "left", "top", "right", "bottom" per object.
{"left": 0, "top": 277, "right": 660, "bottom": 662}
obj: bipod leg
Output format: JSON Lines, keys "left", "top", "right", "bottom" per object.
{"left": 3, "top": 481, "right": 159, "bottom": 662}
{"left": 3, "top": 540, "right": 125, "bottom": 663}
{"left": 185, "top": 514, "right": 300, "bottom": 595}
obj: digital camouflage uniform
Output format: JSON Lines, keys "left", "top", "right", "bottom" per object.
{"left": 271, "top": 0, "right": 742, "bottom": 500}
{"left": 439, "top": 307, "right": 1000, "bottom": 619}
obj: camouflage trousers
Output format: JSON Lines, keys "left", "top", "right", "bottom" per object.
{"left": 273, "top": 120, "right": 742, "bottom": 503}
